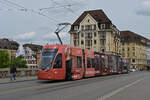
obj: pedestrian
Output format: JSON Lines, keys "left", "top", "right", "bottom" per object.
{"left": 10, "top": 65, "right": 17, "bottom": 80}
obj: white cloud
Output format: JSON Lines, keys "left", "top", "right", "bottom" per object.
{"left": 136, "top": 1, "right": 150, "bottom": 16}
{"left": 142, "top": 1, "right": 150, "bottom": 8}
{"left": 15, "top": 32, "right": 36, "bottom": 40}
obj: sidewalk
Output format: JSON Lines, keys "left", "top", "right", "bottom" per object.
{"left": 0, "top": 76, "right": 37, "bottom": 84}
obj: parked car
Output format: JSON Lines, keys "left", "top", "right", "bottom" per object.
{"left": 130, "top": 68, "right": 136, "bottom": 72}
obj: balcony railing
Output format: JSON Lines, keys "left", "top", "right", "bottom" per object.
{"left": 85, "top": 36, "right": 92, "bottom": 39}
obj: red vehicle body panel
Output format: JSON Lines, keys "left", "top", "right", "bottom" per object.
{"left": 38, "top": 44, "right": 129, "bottom": 80}
{"left": 70, "top": 47, "right": 83, "bottom": 80}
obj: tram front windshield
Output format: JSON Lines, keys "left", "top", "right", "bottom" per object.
{"left": 40, "top": 49, "right": 58, "bottom": 70}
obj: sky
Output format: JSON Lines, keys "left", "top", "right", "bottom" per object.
{"left": 0, "top": 0, "right": 150, "bottom": 45}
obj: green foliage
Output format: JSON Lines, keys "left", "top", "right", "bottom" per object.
{"left": 9, "top": 55, "right": 27, "bottom": 68}
{"left": 0, "top": 50, "right": 27, "bottom": 68}
{"left": 0, "top": 50, "right": 10, "bottom": 68}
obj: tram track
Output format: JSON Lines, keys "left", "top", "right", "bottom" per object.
{"left": 0, "top": 74, "right": 123, "bottom": 96}
{"left": 35, "top": 72, "right": 144, "bottom": 94}
{"left": 0, "top": 71, "right": 148, "bottom": 100}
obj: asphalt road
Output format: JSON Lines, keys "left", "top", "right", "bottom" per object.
{"left": 0, "top": 71, "right": 150, "bottom": 100}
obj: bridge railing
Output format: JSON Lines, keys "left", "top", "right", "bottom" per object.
{"left": 0, "top": 68, "right": 38, "bottom": 78}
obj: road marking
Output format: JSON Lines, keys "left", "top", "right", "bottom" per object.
{"left": 97, "top": 79, "right": 142, "bottom": 100}
{"left": 0, "top": 81, "right": 72, "bottom": 95}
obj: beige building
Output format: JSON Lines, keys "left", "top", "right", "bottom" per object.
{"left": 69, "top": 9, "right": 121, "bottom": 55}
{"left": 0, "top": 49, "right": 17, "bottom": 60}
{"left": 120, "top": 31, "right": 147, "bottom": 69}
{"left": 0, "top": 38, "right": 19, "bottom": 60}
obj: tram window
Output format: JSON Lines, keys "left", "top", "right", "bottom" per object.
{"left": 77, "top": 56, "right": 82, "bottom": 68}
{"left": 96, "top": 59, "right": 100, "bottom": 68}
{"left": 87, "top": 58, "right": 92, "bottom": 68}
{"left": 100, "top": 58, "right": 105, "bottom": 68}
{"left": 92, "top": 59, "right": 96, "bottom": 68}
{"left": 43, "top": 49, "right": 58, "bottom": 54}
{"left": 92, "top": 58, "right": 99, "bottom": 68}
{"left": 53, "top": 54, "right": 62, "bottom": 68}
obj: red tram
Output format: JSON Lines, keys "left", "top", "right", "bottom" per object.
{"left": 38, "top": 44, "right": 129, "bottom": 80}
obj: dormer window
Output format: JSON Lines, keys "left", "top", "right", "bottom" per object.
{"left": 117, "top": 30, "right": 120, "bottom": 34}
{"left": 74, "top": 26, "right": 78, "bottom": 31}
{"left": 101, "top": 24, "right": 105, "bottom": 29}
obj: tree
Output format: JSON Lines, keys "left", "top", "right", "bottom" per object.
{"left": 9, "top": 55, "right": 27, "bottom": 68}
{"left": 0, "top": 50, "right": 10, "bottom": 68}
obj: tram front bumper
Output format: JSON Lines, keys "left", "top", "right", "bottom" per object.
{"left": 38, "top": 71, "right": 54, "bottom": 80}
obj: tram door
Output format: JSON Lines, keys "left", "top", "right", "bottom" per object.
{"left": 53, "top": 53, "right": 66, "bottom": 80}
{"left": 66, "top": 59, "right": 72, "bottom": 80}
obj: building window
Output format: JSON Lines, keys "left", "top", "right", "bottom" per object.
{"left": 74, "top": 34, "right": 79, "bottom": 39}
{"left": 133, "top": 52, "right": 135, "bottom": 56}
{"left": 85, "top": 25, "right": 92, "bottom": 30}
{"left": 89, "top": 25, "right": 92, "bottom": 30}
{"left": 132, "top": 59, "right": 135, "bottom": 63}
{"left": 81, "top": 25, "right": 84, "bottom": 31}
{"left": 127, "top": 47, "right": 130, "bottom": 51}
{"left": 101, "top": 48, "right": 105, "bottom": 52}
{"left": 85, "top": 33, "right": 92, "bottom": 38}
{"left": 127, "top": 53, "right": 130, "bottom": 57}
{"left": 81, "top": 40, "right": 84, "bottom": 45}
{"left": 85, "top": 25, "right": 88, "bottom": 30}
{"left": 92, "top": 25, "right": 96, "bottom": 30}
{"left": 133, "top": 47, "right": 135, "bottom": 51}
{"left": 101, "top": 24, "right": 105, "bottom": 29}
{"left": 74, "top": 40, "right": 78, "bottom": 46}
{"left": 86, "top": 40, "right": 92, "bottom": 46}
{"left": 94, "top": 25, "right": 96, "bottom": 30}
{"left": 100, "top": 40, "right": 106, "bottom": 45}
{"left": 100, "top": 33, "right": 106, "bottom": 38}
{"left": 122, "top": 53, "right": 125, "bottom": 57}
{"left": 94, "top": 40, "right": 97, "bottom": 45}
{"left": 105, "top": 24, "right": 110, "bottom": 29}
{"left": 74, "top": 26, "right": 78, "bottom": 31}
{"left": 94, "top": 32, "right": 97, "bottom": 37}
{"left": 81, "top": 33, "right": 84, "bottom": 37}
